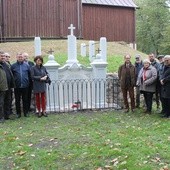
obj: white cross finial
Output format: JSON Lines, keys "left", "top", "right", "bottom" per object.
{"left": 68, "top": 24, "right": 75, "bottom": 35}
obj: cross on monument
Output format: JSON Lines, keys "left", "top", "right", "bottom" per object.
{"left": 47, "top": 48, "right": 54, "bottom": 54}
{"left": 96, "top": 48, "right": 101, "bottom": 53}
{"left": 68, "top": 24, "right": 75, "bottom": 36}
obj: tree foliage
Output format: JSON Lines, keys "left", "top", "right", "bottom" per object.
{"left": 135, "top": 0, "right": 170, "bottom": 55}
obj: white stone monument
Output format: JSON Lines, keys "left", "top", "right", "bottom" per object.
{"left": 91, "top": 53, "right": 108, "bottom": 108}
{"left": 44, "top": 50, "right": 60, "bottom": 111}
{"left": 34, "top": 37, "right": 41, "bottom": 56}
{"left": 81, "top": 43, "right": 86, "bottom": 57}
{"left": 100, "top": 37, "right": 107, "bottom": 62}
{"left": 66, "top": 24, "right": 79, "bottom": 66}
{"left": 44, "top": 24, "right": 109, "bottom": 111}
{"left": 89, "top": 40, "right": 95, "bottom": 62}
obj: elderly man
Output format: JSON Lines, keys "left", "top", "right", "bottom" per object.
{"left": 134, "top": 54, "right": 143, "bottom": 108}
{"left": 149, "top": 53, "right": 160, "bottom": 110}
{"left": 118, "top": 54, "right": 136, "bottom": 112}
{"left": 0, "top": 51, "right": 8, "bottom": 123}
{"left": 0, "top": 52, "right": 15, "bottom": 120}
{"left": 160, "top": 55, "right": 170, "bottom": 118}
{"left": 11, "top": 53, "right": 31, "bottom": 118}
{"left": 23, "top": 52, "right": 34, "bottom": 112}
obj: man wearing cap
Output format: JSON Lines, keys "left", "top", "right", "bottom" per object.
{"left": 157, "top": 55, "right": 166, "bottom": 115}
{"left": 134, "top": 54, "right": 143, "bottom": 108}
{"left": 118, "top": 54, "right": 136, "bottom": 113}
{"left": 0, "top": 51, "right": 8, "bottom": 123}
{"left": 4, "top": 53, "right": 11, "bottom": 66}
{"left": 160, "top": 55, "right": 170, "bottom": 118}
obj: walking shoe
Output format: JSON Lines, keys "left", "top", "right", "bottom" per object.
{"left": 16, "top": 114, "right": 21, "bottom": 118}
{"left": 24, "top": 113, "right": 29, "bottom": 117}
{"left": 42, "top": 112, "right": 48, "bottom": 117}
{"left": 38, "top": 112, "right": 42, "bottom": 118}
{"left": 124, "top": 109, "right": 129, "bottom": 113}
{"left": 0, "top": 118, "right": 5, "bottom": 123}
{"left": 131, "top": 109, "right": 135, "bottom": 113}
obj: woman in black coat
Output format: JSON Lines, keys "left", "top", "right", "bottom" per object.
{"left": 31, "top": 56, "right": 49, "bottom": 117}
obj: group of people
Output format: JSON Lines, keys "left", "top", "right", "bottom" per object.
{"left": 0, "top": 51, "right": 50, "bottom": 123}
{"left": 118, "top": 53, "right": 170, "bottom": 118}
{"left": 1, "top": 50, "right": 170, "bottom": 122}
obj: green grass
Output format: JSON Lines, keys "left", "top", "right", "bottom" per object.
{"left": 0, "top": 109, "right": 170, "bottom": 170}
{"left": 44, "top": 54, "right": 127, "bottom": 73}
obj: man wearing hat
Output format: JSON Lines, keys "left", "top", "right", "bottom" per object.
{"left": 134, "top": 54, "right": 143, "bottom": 108}
{"left": 157, "top": 55, "right": 165, "bottom": 115}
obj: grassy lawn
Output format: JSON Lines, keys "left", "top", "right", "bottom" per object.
{"left": 0, "top": 109, "right": 169, "bottom": 170}
{"left": 1, "top": 40, "right": 147, "bottom": 73}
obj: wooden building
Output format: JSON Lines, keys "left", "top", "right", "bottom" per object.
{"left": 0, "top": 0, "right": 137, "bottom": 43}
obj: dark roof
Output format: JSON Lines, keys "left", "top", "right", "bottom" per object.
{"left": 82, "top": 0, "right": 138, "bottom": 8}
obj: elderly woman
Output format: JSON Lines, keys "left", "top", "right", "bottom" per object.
{"left": 136, "top": 59, "right": 157, "bottom": 114}
{"left": 31, "top": 56, "right": 49, "bottom": 117}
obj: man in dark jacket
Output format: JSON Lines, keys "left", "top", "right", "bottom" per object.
{"left": 118, "top": 54, "right": 136, "bottom": 112}
{"left": 134, "top": 54, "right": 143, "bottom": 108}
{"left": 11, "top": 52, "right": 31, "bottom": 118}
{"left": 1, "top": 52, "right": 15, "bottom": 120}
{"left": 149, "top": 53, "right": 160, "bottom": 110}
{"left": 0, "top": 51, "right": 8, "bottom": 123}
{"left": 160, "top": 55, "right": 170, "bottom": 118}
{"left": 23, "top": 52, "right": 34, "bottom": 112}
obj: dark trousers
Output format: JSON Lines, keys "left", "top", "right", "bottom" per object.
{"left": 121, "top": 86, "right": 135, "bottom": 110}
{"left": 136, "top": 86, "right": 140, "bottom": 107}
{"left": 4, "top": 89, "right": 12, "bottom": 119}
{"left": 28, "top": 84, "right": 33, "bottom": 111}
{"left": 14, "top": 88, "right": 29, "bottom": 116}
{"left": 0, "top": 91, "right": 5, "bottom": 119}
{"left": 155, "top": 83, "right": 160, "bottom": 108}
{"left": 162, "top": 98, "right": 170, "bottom": 117}
{"left": 143, "top": 91, "right": 154, "bottom": 112}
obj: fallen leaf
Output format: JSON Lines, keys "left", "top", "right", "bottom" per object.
{"left": 110, "top": 158, "right": 118, "bottom": 163}
{"left": 104, "top": 165, "right": 112, "bottom": 169}
{"left": 28, "top": 144, "right": 33, "bottom": 147}
{"left": 96, "top": 168, "right": 102, "bottom": 170}
{"left": 15, "top": 150, "right": 26, "bottom": 156}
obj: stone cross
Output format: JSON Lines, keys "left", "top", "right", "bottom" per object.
{"left": 68, "top": 24, "right": 75, "bottom": 35}
{"left": 48, "top": 48, "right": 54, "bottom": 54}
{"left": 96, "top": 48, "right": 101, "bottom": 54}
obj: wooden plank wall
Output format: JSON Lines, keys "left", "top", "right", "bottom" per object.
{"left": 1, "top": 0, "right": 82, "bottom": 39}
{"left": 82, "top": 5, "right": 135, "bottom": 43}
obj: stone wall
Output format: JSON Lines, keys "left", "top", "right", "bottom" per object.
{"left": 106, "top": 73, "right": 123, "bottom": 109}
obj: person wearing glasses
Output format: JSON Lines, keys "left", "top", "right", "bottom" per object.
{"left": 160, "top": 55, "right": 170, "bottom": 118}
